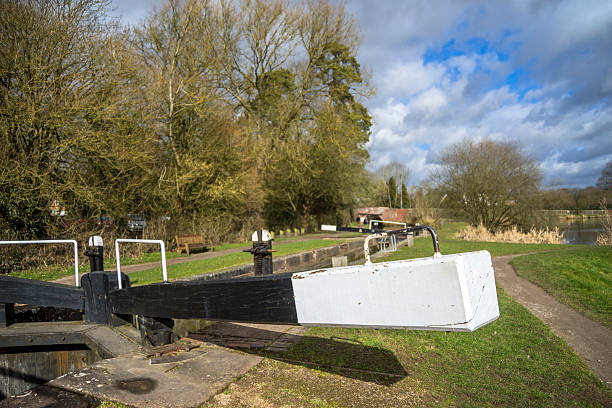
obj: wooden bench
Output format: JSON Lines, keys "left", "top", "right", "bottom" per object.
{"left": 175, "top": 234, "right": 213, "bottom": 255}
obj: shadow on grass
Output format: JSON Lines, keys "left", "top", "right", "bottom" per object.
{"left": 188, "top": 322, "right": 408, "bottom": 386}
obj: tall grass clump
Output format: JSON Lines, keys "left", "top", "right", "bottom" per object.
{"left": 456, "top": 225, "right": 564, "bottom": 244}
{"left": 596, "top": 199, "right": 612, "bottom": 246}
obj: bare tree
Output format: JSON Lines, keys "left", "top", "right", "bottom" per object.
{"left": 134, "top": 0, "right": 245, "bottom": 225}
{"left": 377, "top": 162, "right": 410, "bottom": 207}
{"left": 0, "top": 0, "right": 372, "bottom": 244}
{"left": 596, "top": 161, "right": 612, "bottom": 191}
{"left": 432, "top": 138, "right": 542, "bottom": 231}
{"left": 0, "top": 0, "right": 119, "bottom": 237}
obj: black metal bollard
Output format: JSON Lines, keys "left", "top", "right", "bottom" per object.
{"left": 243, "top": 230, "right": 273, "bottom": 276}
{"left": 84, "top": 235, "right": 104, "bottom": 272}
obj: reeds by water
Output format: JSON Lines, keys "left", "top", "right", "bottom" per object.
{"left": 595, "top": 200, "right": 612, "bottom": 246}
{"left": 456, "top": 225, "right": 564, "bottom": 244}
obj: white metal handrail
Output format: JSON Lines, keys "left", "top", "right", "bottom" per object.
{"left": 364, "top": 233, "right": 385, "bottom": 265}
{"left": 0, "top": 240, "right": 80, "bottom": 287}
{"left": 378, "top": 234, "right": 397, "bottom": 253}
{"left": 115, "top": 239, "right": 167, "bottom": 289}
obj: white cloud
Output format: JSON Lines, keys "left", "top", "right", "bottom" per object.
{"left": 378, "top": 62, "right": 445, "bottom": 98}
{"left": 367, "top": 47, "right": 612, "bottom": 186}
{"left": 370, "top": 99, "right": 410, "bottom": 131}
{"left": 447, "top": 55, "right": 476, "bottom": 74}
{"left": 349, "top": 0, "right": 612, "bottom": 187}
{"left": 410, "top": 88, "right": 448, "bottom": 114}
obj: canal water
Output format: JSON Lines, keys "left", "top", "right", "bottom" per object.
{"left": 547, "top": 218, "right": 604, "bottom": 245}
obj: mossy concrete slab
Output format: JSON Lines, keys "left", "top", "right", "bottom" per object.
{"left": 47, "top": 345, "right": 263, "bottom": 408}
{"left": 7, "top": 323, "right": 304, "bottom": 407}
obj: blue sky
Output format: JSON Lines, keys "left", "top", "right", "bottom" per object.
{"left": 111, "top": 0, "right": 612, "bottom": 188}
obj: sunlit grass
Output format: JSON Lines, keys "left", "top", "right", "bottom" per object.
{"left": 255, "top": 287, "right": 611, "bottom": 406}
{"left": 128, "top": 239, "right": 343, "bottom": 285}
{"left": 512, "top": 246, "right": 612, "bottom": 328}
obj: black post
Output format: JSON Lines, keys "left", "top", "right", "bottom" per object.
{"left": 84, "top": 235, "right": 104, "bottom": 272}
{"left": 82, "top": 271, "right": 130, "bottom": 325}
{"left": 83, "top": 234, "right": 175, "bottom": 344}
{"left": 0, "top": 303, "right": 14, "bottom": 327}
{"left": 82, "top": 236, "right": 130, "bottom": 327}
{"left": 243, "top": 230, "right": 273, "bottom": 276}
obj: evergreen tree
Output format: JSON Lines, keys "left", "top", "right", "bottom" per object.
{"left": 387, "top": 176, "right": 398, "bottom": 208}
{"left": 400, "top": 182, "right": 409, "bottom": 208}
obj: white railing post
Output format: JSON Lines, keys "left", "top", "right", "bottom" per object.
{"left": 114, "top": 239, "right": 167, "bottom": 289}
{"left": 364, "top": 233, "right": 385, "bottom": 265}
{"left": 0, "top": 240, "right": 80, "bottom": 287}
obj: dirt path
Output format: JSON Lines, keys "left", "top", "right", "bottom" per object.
{"left": 493, "top": 253, "right": 612, "bottom": 387}
{"left": 52, "top": 234, "right": 362, "bottom": 286}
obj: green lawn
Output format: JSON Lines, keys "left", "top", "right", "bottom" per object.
{"left": 127, "top": 239, "right": 343, "bottom": 285}
{"left": 239, "top": 287, "right": 610, "bottom": 407}
{"left": 7, "top": 249, "right": 186, "bottom": 282}
{"left": 206, "top": 227, "right": 611, "bottom": 407}
{"left": 6, "top": 232, "right": 347, "bottom": 283}
{"left": 202, "top": 222, "right": 612, "bottom": 406}
{"left": 383, "top": 221, "right": 578, "bottom": 261}
{"left": 511, "top": 247, "right": 612, "bottom": 328}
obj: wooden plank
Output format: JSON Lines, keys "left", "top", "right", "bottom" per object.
{"left": 0, "top": 332, "right": 87, "bottom": 348}
{"left": 109, "top": 273, "right": 298, "bottom": 323}
{"left": 0, "top": 276, "right": 84, "bottom": 310}
{"left": 81, "top": 272, "right": 129, "bottom": 324}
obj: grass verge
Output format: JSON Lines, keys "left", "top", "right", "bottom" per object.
{"left": 207, "top": 288, "right": 611, "bottom": 407}
{"left": 511, "top": 246, "right": 612, "bottom": 328}
{"left": 128, "top": 239, "right": 343, "bottom": 285}
{"left": 6, "top": 232, "right": 349, "bottom": 282}
{"left": 7, "top": 249, "right": 186, "bottom": 282}
{"left": 204, "top": 222, "right": 610, "bottom": 407}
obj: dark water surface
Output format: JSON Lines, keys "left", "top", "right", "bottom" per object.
{"left": 548, "top": 218, "right": 604, "bottom": 245}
